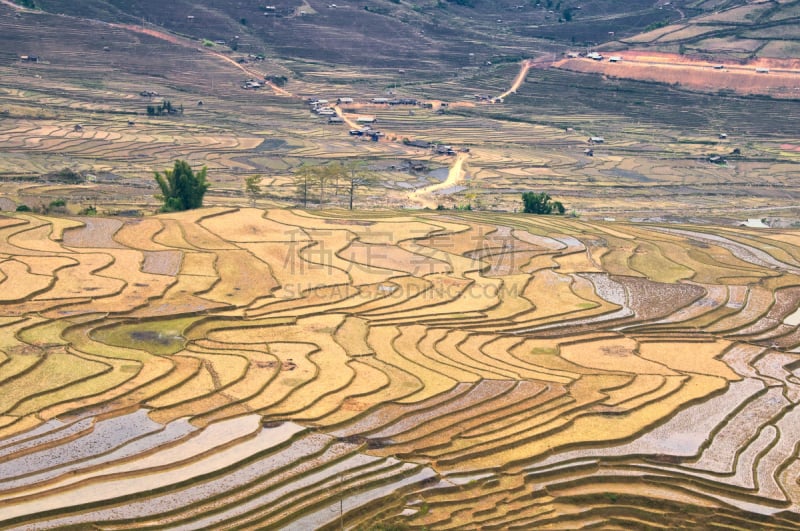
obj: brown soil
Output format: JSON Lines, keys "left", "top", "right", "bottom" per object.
{"left": 552, "top": 50, "right": 800, "bottom": 98}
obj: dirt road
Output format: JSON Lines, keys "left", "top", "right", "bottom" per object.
{"left": 111, "top": 23, "right": 293, "bottom": 97}
{"left": 408, "top": 152, "right": 469, "bottom": 209}
{"left": 553, "top": 51, "right": 800, "bottom": 97}
{"left": 496, "top": 60, "right": 533, "bottom": 101}
{"left": 333, "top": 107, "right": 360, "bottom": 129}
{"left": 0, "top": 0, "right": 30, "bottom": 11}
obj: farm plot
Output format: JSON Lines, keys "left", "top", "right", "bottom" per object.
{"left": 2, "top": 208, "right": 800, "bottom": 529}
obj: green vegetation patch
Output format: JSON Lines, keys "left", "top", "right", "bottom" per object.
{"left": 91, "top": 316, "right": 200, "bottom": 355}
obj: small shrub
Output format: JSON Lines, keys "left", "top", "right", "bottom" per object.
{"left": 15, "top": 204, "right": 31, "bottom": 212}
{"left": 644, "top": 19, "right": 669, "bottom": 32}
{"left": 265, "top": 75, "right": 288, "bottom": 87}
{"left": 55, "top": 168, "right": 84, "bottom": 183}
{"left": 522, "top": 192, "right": 565, "bottom": 214}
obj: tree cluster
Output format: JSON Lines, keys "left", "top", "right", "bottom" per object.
{"left": 154, "top": 160, "right": 209, "bottom": 212}
{"left": 293, "top": 161, "right": 374, "bottom": 210}
{"left": 521, "top": 192, "right": 565, "bottom": 215}
{"left": 147, "top": 100, "right": 183, "bottom": 116}
{"left": 265, "top": 75, "right": 288, "bottom": 87}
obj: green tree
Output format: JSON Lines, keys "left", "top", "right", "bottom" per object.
{"left": 56, "top": 167, "right": 84, "bottom": 183}
{"left": 154, "top": 160, "right": 210, "bottom": 212}
{"left": 521, "top": 192, "right": 565, "bottom": 215}
{"left": 244, "top": 175, "right": 262, "bottom": 207}
{"left": 147, "top": 100, "right": 182, "bottom": 116}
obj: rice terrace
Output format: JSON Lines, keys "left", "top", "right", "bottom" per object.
{"left": 2, "top": 0, "right": 800, "bottom": 529}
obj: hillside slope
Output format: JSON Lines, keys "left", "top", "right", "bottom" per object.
{"left": 13, "top": 0, "right": 800, "bottom": 73}
{"left": 614, "top": 0, "right": 800, "bottom": 62}
{"left": 11, "top": 0, "right": 695, "bottom": 69}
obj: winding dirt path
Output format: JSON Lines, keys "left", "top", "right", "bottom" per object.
{"left": 333, "top": 107, "right": 360, "bottom": 129}
{"left": 496, "top": 60, "right": 533, "bottom": 101}
{"left": 111, "top": 23, "right": 293, "bottom": 97}
{"left": 408, "top": 152, "right": 469, "bottom": 209}
{"left": 0, "top": 0, "right": 30, "bottom": 11}
{"left": 210, "top": 51, "right": 292, "bottom": 96}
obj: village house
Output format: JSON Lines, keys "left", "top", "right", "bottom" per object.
{"left": 739, "top": 219, "right": 769, "bottom": 228}
{"left": 242, "top": 79, "right": 262, "bottom": 89}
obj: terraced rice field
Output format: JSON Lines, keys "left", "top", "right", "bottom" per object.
{"left": 3, "top": 2, "right": 800, "bottom": 527}
{"left": 1, "top": 207, "right": 800, "bottom": 528}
